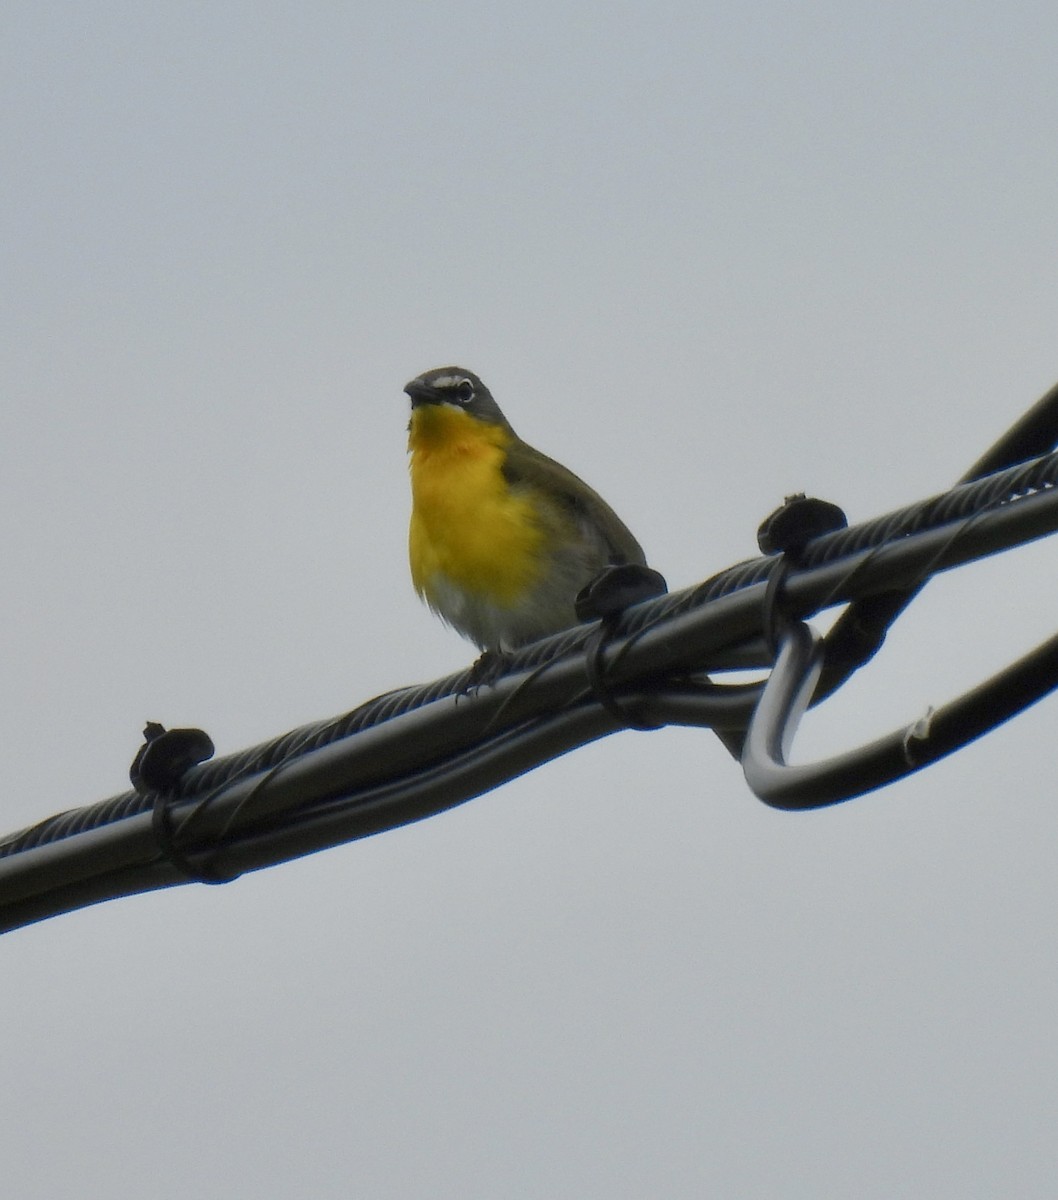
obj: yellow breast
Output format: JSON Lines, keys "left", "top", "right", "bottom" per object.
{"left": 408, "top": 405, "right": 546, "bottom": 605}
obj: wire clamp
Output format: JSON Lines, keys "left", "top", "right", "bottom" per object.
{"left": 757, "top": 494, "right": 848, "bottom": 653}
{"left": 129, "top": 722, "right": 215, "bottom": 796}
{"left": 151, "top": 791, "right": 238, "bottom": 885}
{"left": 129, "top": 722, "right": 235, "bottom": 885}
{"left": 576, "top": 564, "right": 668, "bottom": 731}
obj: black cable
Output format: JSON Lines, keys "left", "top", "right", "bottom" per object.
{"left": 4, "top": 400, "right": 1058, "bottom": 931}
{"left": 8, "top": 438, "right": 1056, "bottom": 864}
{"left": 961, "top": 379, "right": 1058, "bottom": 481}
{"left": 817, "top": 379, "right": 1058, "bottom": 699}
{"left": 742, "top": 621, "right": 1058, "bottom": 810}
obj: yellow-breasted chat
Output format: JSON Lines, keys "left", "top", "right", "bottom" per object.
{"left": 404, "top": 367, "right": 660, "bottom": 653}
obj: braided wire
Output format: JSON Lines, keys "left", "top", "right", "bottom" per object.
{"left": 3, "top": 444, "right": 1057, "bottom": 861}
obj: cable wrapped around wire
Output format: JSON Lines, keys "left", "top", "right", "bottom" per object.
{"left": 3, "top": 382, "right": 1058, "bottom": 932}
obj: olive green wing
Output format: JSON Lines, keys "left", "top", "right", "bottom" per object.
{"left": 502, "top": 439, "right": 647, "bottom": 567}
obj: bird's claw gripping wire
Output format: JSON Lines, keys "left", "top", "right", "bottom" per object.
{"left": 458, "top": 562, "right": 668, "bottom": 698}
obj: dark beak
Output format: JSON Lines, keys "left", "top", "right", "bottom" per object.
{"left": 403, "top": 378, "right": 436, "bottom": 406}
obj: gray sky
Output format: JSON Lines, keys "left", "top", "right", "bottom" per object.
{"left": 4, "top": 2, "right": 1058, "bottom": 1196}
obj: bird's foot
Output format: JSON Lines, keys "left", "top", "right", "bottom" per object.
{"left": 459, "top": 649, "right": 513, "bottom": 694}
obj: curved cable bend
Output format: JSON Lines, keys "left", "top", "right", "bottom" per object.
{"left": 742, "top": 622, "right": 1058, "bottom": 811}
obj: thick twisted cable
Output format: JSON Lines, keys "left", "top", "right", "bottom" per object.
{"left": 3, "top": 443, "right": 1058, "bottom": 862}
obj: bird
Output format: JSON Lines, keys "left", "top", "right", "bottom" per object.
{"left": 404, "top": 366, "right": 657, "bottom": 653}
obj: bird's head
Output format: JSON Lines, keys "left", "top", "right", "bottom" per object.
{"left": 403, "top": 367, "right": 512, "bottom": 431}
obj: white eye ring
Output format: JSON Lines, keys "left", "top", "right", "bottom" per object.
{"left": 455, "top": 379, "right": 475, "bottom": 404}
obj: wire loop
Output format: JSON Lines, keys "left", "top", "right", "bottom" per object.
{"left": 151, "top": 792, "right": 237, "bottom": 885}
{"left": 583, "top": 620, "right": 661, "bottom": 731}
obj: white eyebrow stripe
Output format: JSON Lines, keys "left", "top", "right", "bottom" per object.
{"left": 429, "top": 375, "right": 466, "bottom": 390}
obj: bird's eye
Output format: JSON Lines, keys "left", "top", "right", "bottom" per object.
{"left": 455, "top": 379, "right": 475, "bottom": 404}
